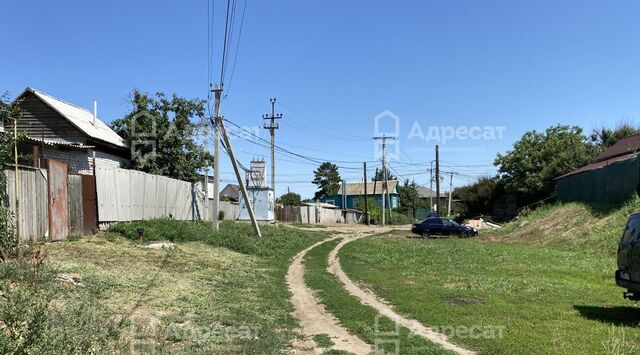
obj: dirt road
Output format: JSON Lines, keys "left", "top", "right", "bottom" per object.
{"left": 287, "top": 224, "right": 474, "bottom": 355}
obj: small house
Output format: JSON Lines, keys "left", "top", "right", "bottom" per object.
{"left": 7, "top": 87, "right": 129, "bottom": 174}
{"left": 321, "top": 181, "right": 399, "bottom": 209}
{"left": 556, "top": 134, "right": 640, "bottom": 203}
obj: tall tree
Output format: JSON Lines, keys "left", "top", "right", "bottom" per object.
{"left": 590, "top": 123, "right": 640, "bottom": 151}
{"left": 495, "top": 125, "right": 596, "bottom": 202}
{"left": 453, "top": 177, "right": 502, "bottom": 218}
{"left": 312, "top": 162, "right": 341, "bottom": 200}
{"left": 278, "top": 192, "right": 302, "bottom": 206}
{"left": 372, "top": 167, "right": 396, "bottom": 181}
{"left": 111, "top": 90, "right": 212, "bottom": 182}
{"left": 398, "top": 179, "right": 420, "bottom": 217}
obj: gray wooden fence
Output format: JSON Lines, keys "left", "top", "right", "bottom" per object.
{"left": 5, "top": 166, "right": 48, "bottom": 242}
{"left": 275, "top": 205, "right": 361, "bottom": 224}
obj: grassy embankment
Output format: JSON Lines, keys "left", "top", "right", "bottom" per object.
{"left": 336, "top": 199, "right": 640, "bottom": 354}
{"left": 0, "top": 220, "right": 323, "bottom": 354}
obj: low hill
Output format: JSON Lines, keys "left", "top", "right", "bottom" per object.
{"left": 482, "top": 197, "right": 640, "bottom": 256}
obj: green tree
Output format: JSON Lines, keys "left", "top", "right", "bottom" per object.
{"left": 495, "top": 125, "right": 595, "bottom": 203}
{"left": 453, "top": 177, "right": 502, "bottom": 218}
{"left": 355, "top": 197, "right": 380, "bottom": 223}
{"left": 111, "top": 90, "right": 212, "bottom": 182}
{"left": 372, "top": 167, "right": 396, "bottom": 182}
{"left": 312, "top": 162, "right": 341, "bottom": 200}
{"left": 398, "top": 179, "right": 420, "bottom": 217}
{"left": 0, "top": 92, "right": 25, "bottom": 258}
{"left": 278, "top": 192, "right": 302, "bottom": 206}
{"left": 590, "top": 123, "right": 640, "bottom": 151}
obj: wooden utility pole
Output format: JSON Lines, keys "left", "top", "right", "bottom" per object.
{"left": 363, "top": 162, "right": 369, "bottom": 225}
{"left": 429, "top": 161, "right": 434, "bottom": 211}
{"left": 435, "top": 145, "right": 440, "bottom": 216}
{"left": 262, "top": 98, "right": 282, "bottom": 195}
{"left": 447, "top": 171, "right": 453, "bottom": 217}
{"left": 212, "top": 85, "right": 222, "bottom": 230}
{"left": 374, "top": 136, "right": 395, "bottom": 226}
{"left": 13, "top": 117, "right": 20, "bottom": 261}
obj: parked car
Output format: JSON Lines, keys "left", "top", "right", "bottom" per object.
{"left": 411, "top": 217, "right": 478, "bottom": 238}
{"left": 616, "top": 213, "right": 640, "bottom": 300}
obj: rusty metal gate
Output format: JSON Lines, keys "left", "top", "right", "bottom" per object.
{"left": 47, "top": 159, "right": 69, "bottom": 241}
{"left": 81, "top": 175, "right": 97, "bottom": 235}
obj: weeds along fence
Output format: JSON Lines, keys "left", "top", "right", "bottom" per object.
{"left": 3, "top": 162, "right": 239, "bottom": 242}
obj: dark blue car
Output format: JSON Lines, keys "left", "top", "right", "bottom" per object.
{"left": 411, "top": 217, "right": 478, "bottom": 238}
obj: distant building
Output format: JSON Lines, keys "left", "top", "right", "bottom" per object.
{"left": 6, "top": 87, "right": 129, "bottom": 173}
{"left": 238, "top": 160, "right": 274, "bottom": 223}
{"left": 220, "top": 183, "right": 240, "bottom": 202}
{"left": 556, "top": 134, "right": 640, "bottom": 203}
{"left": 321, "top": 181, "right": 399, "bottom": 209}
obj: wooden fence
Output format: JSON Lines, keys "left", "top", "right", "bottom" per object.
{"left": 275, "top": 205, "right": 362, "bottom": 224}
{"left": 5, "top": 166, "right": 48, "bottom": 242}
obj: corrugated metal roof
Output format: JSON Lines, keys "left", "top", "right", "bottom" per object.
{"left": 556, "top": 152, "right": 638, "bottom": 179}
{"left": 417, "top": 186, "right": 447, "bottom": 198}
{"left": 24, "top": 136, "right": 94, "bottom": 150}
{"left": 24, "top": 88, "right": 126, "bottom": 148}
{"left": 594, "top": 134, "right": 640, "bottom": 162}
{"left": 338, "top": 181, "right": 398, "bottom": 195}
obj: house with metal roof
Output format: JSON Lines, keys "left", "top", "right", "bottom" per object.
{"left": 6, "top": 87, "right": 130, "bottom": 174}
{"left": 320, "top": 180, "right": 399, "bottom": 209}
{"left": 556, "top": 134, "right": 640, "bottom": 202}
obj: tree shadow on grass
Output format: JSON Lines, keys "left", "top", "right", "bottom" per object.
{"left": 574, "top": 305, "right": 640, "bottom": 327}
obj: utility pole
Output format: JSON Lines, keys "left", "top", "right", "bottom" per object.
{"left": 363, "top": 162, "right": 369, "bottom": 225}
{"left": 203, "top": 123, "right": 209, "bottom": 221}
{"left": 13, "top": 116, "right": 20, "bottom": 262}
{"left": 429, "top": 161, "right": 434, "bottom": 211}
{"left": 374, "top": 136, "right": 395, "bottom": 226}
{"left": 212, "top": 85, "right": 222, "bottom": 230}
{"left": 435, "top": 145, "right": 440, "bottom": 216}
{"left": 447, "top": 171, "right": 453, "bottom": 217}
{"left": 262, "top": 98, "right": 282, "bottom": 195}
{"left": 215, "top": 116, "right": 263, "bottom": 237}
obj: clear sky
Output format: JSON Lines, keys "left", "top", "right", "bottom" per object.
{"left": 3, "top": 0, "right": 640, "bottom": 198}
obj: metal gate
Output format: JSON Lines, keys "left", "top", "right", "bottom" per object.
{"left": 47, "top": 160, "right": 69, "bottom": 241}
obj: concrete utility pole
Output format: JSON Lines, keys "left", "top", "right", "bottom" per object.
{"left": 363, "top": 162, "right": 369, "bottom": 225}
{"left": 435, "top": 144, "right": 440, "bottom": 216}
{"left": 212, "top": 85, "right": 222, "bottom": 230}
{"left": 262, "top": 98, "right": 282, "bottom": 195}
{"left": 374, "top": 136, "right": 395, "bottom": 226}
{"left": 447, "top": 171, "right": 453, "bottom": 217}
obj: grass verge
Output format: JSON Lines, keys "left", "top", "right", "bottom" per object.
{"left": 339, "top": 225, "right": 640, "bottom": 354}
{"left": 1, "top": 220, "right": 324, "bottom": 353}
{"left": 303, "top": 238, "right": 452, "bottom": 354}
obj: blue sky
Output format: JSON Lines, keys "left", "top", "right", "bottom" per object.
{"left": 3, "top": 0, "right": 640, "bottom": 198}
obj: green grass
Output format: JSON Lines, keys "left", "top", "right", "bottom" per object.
{"left": 338, "top": 199, "right": 640, "bottom": 354}
{"left": 312, "top": 333, "right": 334, "bottom": 348}
{"left": 1, "top": 220, "right": 325, "bottom": 354}
{"left": 303, "top": 238, "right": 452, "bottom": 354}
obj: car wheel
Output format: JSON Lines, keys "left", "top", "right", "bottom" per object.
{"left": 461, "top": 230, "right": 471, "bottom": 238}
{"left": 421, "top": 230, "right": 431, "bottom": 239}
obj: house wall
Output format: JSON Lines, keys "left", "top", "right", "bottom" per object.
{"left": 557, "top": 157, "right": 640, "bottom": 203}
{"left": 37, "top": 147, "right": 128, "bottom": 175}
